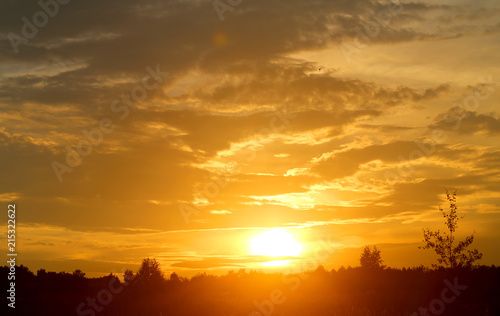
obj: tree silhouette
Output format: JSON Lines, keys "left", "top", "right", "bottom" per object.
{"left": 170, "top": 271, "right": 180, "bottom": 282}
{"left": 360, "top": 245, "right": 384, "bottom": 269}
{"left": 72, "top": 269, "right": 85, "bottom": 278}
{"left": 2, "top": 261, "right": 500, "bottom": 316}
{"left": 124, "top": 269, "right": 135, "bottom": 284}
{"left": 137, "top": 258, "right": 165, "bottom": 283}
{"left": 419, "top": 191, "right": 483, "bottom": 268}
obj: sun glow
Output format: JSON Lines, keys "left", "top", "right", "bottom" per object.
{"left": 261, "top": 260, "right": 292, "bottom": 267}
{"left": 250, "top": 229, "right": 302, "bottom": 257}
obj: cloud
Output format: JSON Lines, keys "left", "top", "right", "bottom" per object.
{"left": 210, "top": 210, "right": 232, "bottom": 215}
{"left": 432, "top": 107, "right": 500, "bottom": 136}
{"left": 311, "top": 140, "right": 474, "bottom": 180}
{"left": 1, "top": 0, "right": 500, "bottom": 273}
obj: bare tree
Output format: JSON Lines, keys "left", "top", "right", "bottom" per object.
{"left": 419, "top": 191, "right": 482, "bottom": 268}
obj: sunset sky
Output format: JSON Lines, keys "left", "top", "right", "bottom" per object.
{"left": 1, "top": 0, "right": 499, "bottom": 277}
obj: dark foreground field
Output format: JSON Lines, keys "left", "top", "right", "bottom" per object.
{"left": 2, "top": 264, "right": 500, "bottom": 316}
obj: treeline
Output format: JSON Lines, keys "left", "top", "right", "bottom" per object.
{"left": 1, "top": 261, "right": 500, "bottom": 316}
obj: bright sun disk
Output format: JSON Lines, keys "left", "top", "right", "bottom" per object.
{"left": 250, "top": 229, "right": 301, "bottom": 257}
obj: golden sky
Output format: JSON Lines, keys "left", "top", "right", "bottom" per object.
{"left": 1, "top": 0, "right": 499, "bottom": 277}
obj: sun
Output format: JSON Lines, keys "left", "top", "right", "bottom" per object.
{"left": 250, "top": 229, "right": 302, "bottom": 257}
